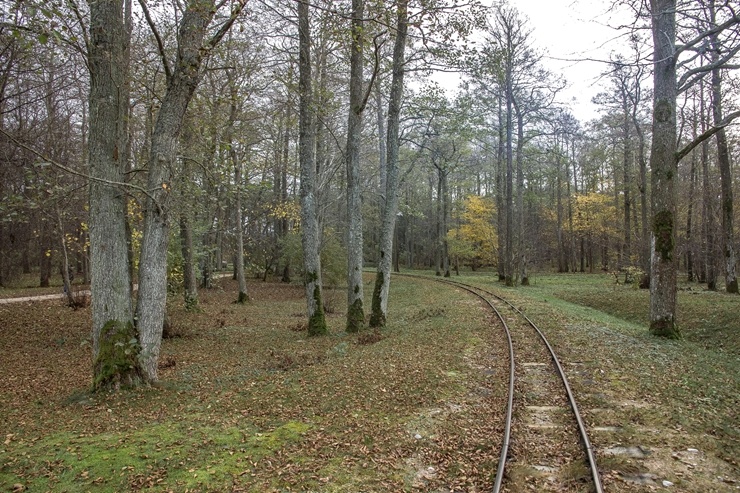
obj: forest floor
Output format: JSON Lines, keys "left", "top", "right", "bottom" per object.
{"left": 0, "top": 272, "right": 737, "bottom": 492}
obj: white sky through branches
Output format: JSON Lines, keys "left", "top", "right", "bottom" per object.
{"left": 433, "top": 0, "right": 637, "bottom": 123}
{"left": 516, "top": 0, "right": 636, "bottom": 122}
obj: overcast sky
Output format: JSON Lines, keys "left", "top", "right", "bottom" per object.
{"left": 486, "top": 0, "right": 637, "bottom": 123}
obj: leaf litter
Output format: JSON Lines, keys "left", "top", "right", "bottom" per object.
{"left": 0, "top": 276, "right": 508, "bottom": 492}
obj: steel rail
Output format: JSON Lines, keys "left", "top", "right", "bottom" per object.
{"left": 488, "top": 289, "right": 604, "bottom": 493}
{"left": 398, "top": 273, "right": 603, "bottom": 493}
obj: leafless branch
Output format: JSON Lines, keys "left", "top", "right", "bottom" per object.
{"left": 137, "top": 0, "right": 172, "bottom": 81}
{"left": 0, "top": 127, "right": 161, "bottom": 210}
{"left": 675, "top": 109, "right": 740, "bottom": 161}
{"left": 204, "top": 0, "right": 249, "bottom": 51}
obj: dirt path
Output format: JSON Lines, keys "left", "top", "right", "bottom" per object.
{"left": 0, "top": 290, "right": 81, "bottom": 304}
{"left": 0, "top": 273, "right": 232, "bottom": 304}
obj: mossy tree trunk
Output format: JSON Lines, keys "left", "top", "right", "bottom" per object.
{"left": 648, "top": 0, "right": 680, "bottom": 339}
{"left": 88, "top": 0, "right": 143, "bottom": 388}
{"left": 345, "top": 0, "right": 365, "bottom": 332}
{"left": 298, "top": 0, "right": 327, "bottom": 336}
{"left": 370, "top": 0, "right": 408, "bottom": 328}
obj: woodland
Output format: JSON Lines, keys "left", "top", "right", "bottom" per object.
{"left": 1, "top": 0, "right": 739, "bottom": 391}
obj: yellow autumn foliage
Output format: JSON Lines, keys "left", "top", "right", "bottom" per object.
{"left": 572, "top": 192, "right": 619, "bottom": 239}
{"left": 448, "top": 195, "right": 498, "bottom": 268}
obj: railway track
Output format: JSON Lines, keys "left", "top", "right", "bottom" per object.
{"left": 410, "top": 275, "right": 603, "bottom": 492}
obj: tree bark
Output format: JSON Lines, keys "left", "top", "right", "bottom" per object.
{"left": 504, "top": 60, "right": 514, "bottom": 286}
{"left": 514, "top": 100, "right": 527, "bottom": 285}
{"left": 57, "top": 209, "right": 75, "bottom": 307}
{"left": 345, "top": 0, "right": 365, "bottom": 332}
{"left": 228, "top": 74, "right": 249, "bottom": 303}
{"left": 136, "top": 0, "right": 226, "bottom": 381}
{"left": 496, "top": 92, "right": 505, "bottom": 281}
{"left": 702, "top": 144, "right": 717, "bottom": 288}
{"left": 555, "top": 143, "right": 566, "bottom": 273}
{"left": 369, "top": 0, "right": 408, "bottom": 327}
{"left": 708, "top": 1, "right": 737, "bottom": 294}
{"left": 298, "top": 0, "right": 327, "bottom": 335}
{"left": 648, "top": 0, "right": 680, "bottom": 338}
{"left": 179, "top": 214, "right": 198, "bottom": 309}
{"left": 87, "top": 0, "right": 142, "bottom": 389}
{"left": 622, "top": 95, "right": 632, "bottom": 269}
{"left": 234, "top": 161, "right": 249, "bottom": 303}
{"left": 686, "top": 127, "right": 697, "bottom": 282}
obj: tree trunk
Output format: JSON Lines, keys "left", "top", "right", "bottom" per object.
{"left": 555, "top": 145, "right": 566, "bottom": 273}
{"left": 136, "top": 0, "right": 222, "bottom": 381}
{"left": 280, "top": 106, "right": 292, "bottom": 283}
{"left": 228, "top": 74, "right": 249, "bottom": 304}
{"left": 369, "top": 0, "right": 407, "bottom": 327}
{"left": 504, "top": 63, "right": 514, "bottom": 286}
{"left": 234, "top": 161, "right": 248, "bottom": 303}
{"left": 496, "top": 92, "right": 505, "bottom": 281}
{"left": 57, "top": 210, "right": 75, "bottom": 306}
{"left": 514, "top": 101, "right": 528, "bottom": 285}
{"left": 298, "top": 0, "right": 327, "bottom": 335}
{"left": 648, "top": 0, "right": 680, "bottom": 338}
{"left": 39, "top": 227, "right": 52, "bottom": 288}
{"left": 179, "top": 214, "right": 198, "bottom": 309}
{"left": 622, "top": 98, "right": 632, "bottom": 268}
{"left": 376, "top": 75, "right": 387, "bottom": 214}
{"left": 701, "top": 79, "right": 717, "bottom": 290}
{"left": 708, "top": 4, "right": 737, "bottom": 293}
{"left": 435, "top": 167, "right": 443, "bottom": 276}
{"left": 345, "top": 0, "right": 365, "bottom": 332}
{"left": 88, "top": 0, "right": 142, "bottom": 390}
{"left": 635, "top": 113, "right": 650, "bottom": 286}
{"left": 686, "top": 133, "right": 697, "bottom": 282}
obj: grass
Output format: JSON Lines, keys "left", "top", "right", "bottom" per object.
{"left": 452, "top": 270, "right": 739, "bottom": 492}
{"left": 0, "top": 271, "right": 87, "bottom": 298}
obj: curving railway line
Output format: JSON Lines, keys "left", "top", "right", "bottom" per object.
{"left": 409, "top": 275, "right": 603, "bottom": 492}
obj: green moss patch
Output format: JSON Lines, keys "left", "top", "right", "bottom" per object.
{"left": 0, "top": 420, "right": 312, "bottom": 492}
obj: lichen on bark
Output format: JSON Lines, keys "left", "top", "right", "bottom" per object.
{"left": 369, "top": 271, "right": 386, "bottom": 327}
{"left": 653, "top": 210, "right": 674, "bottom": 261}
{"left": 346, "top": 296, "right": 365, "bottom": 333}
{"left": 649, "top": 317, "right": 681, "bottom": 339}
{"left": 93, "top": 320, "right": 144, "bottom": 391}
{"left": 308, "top": 284, "right": 327, "bottom": 336}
